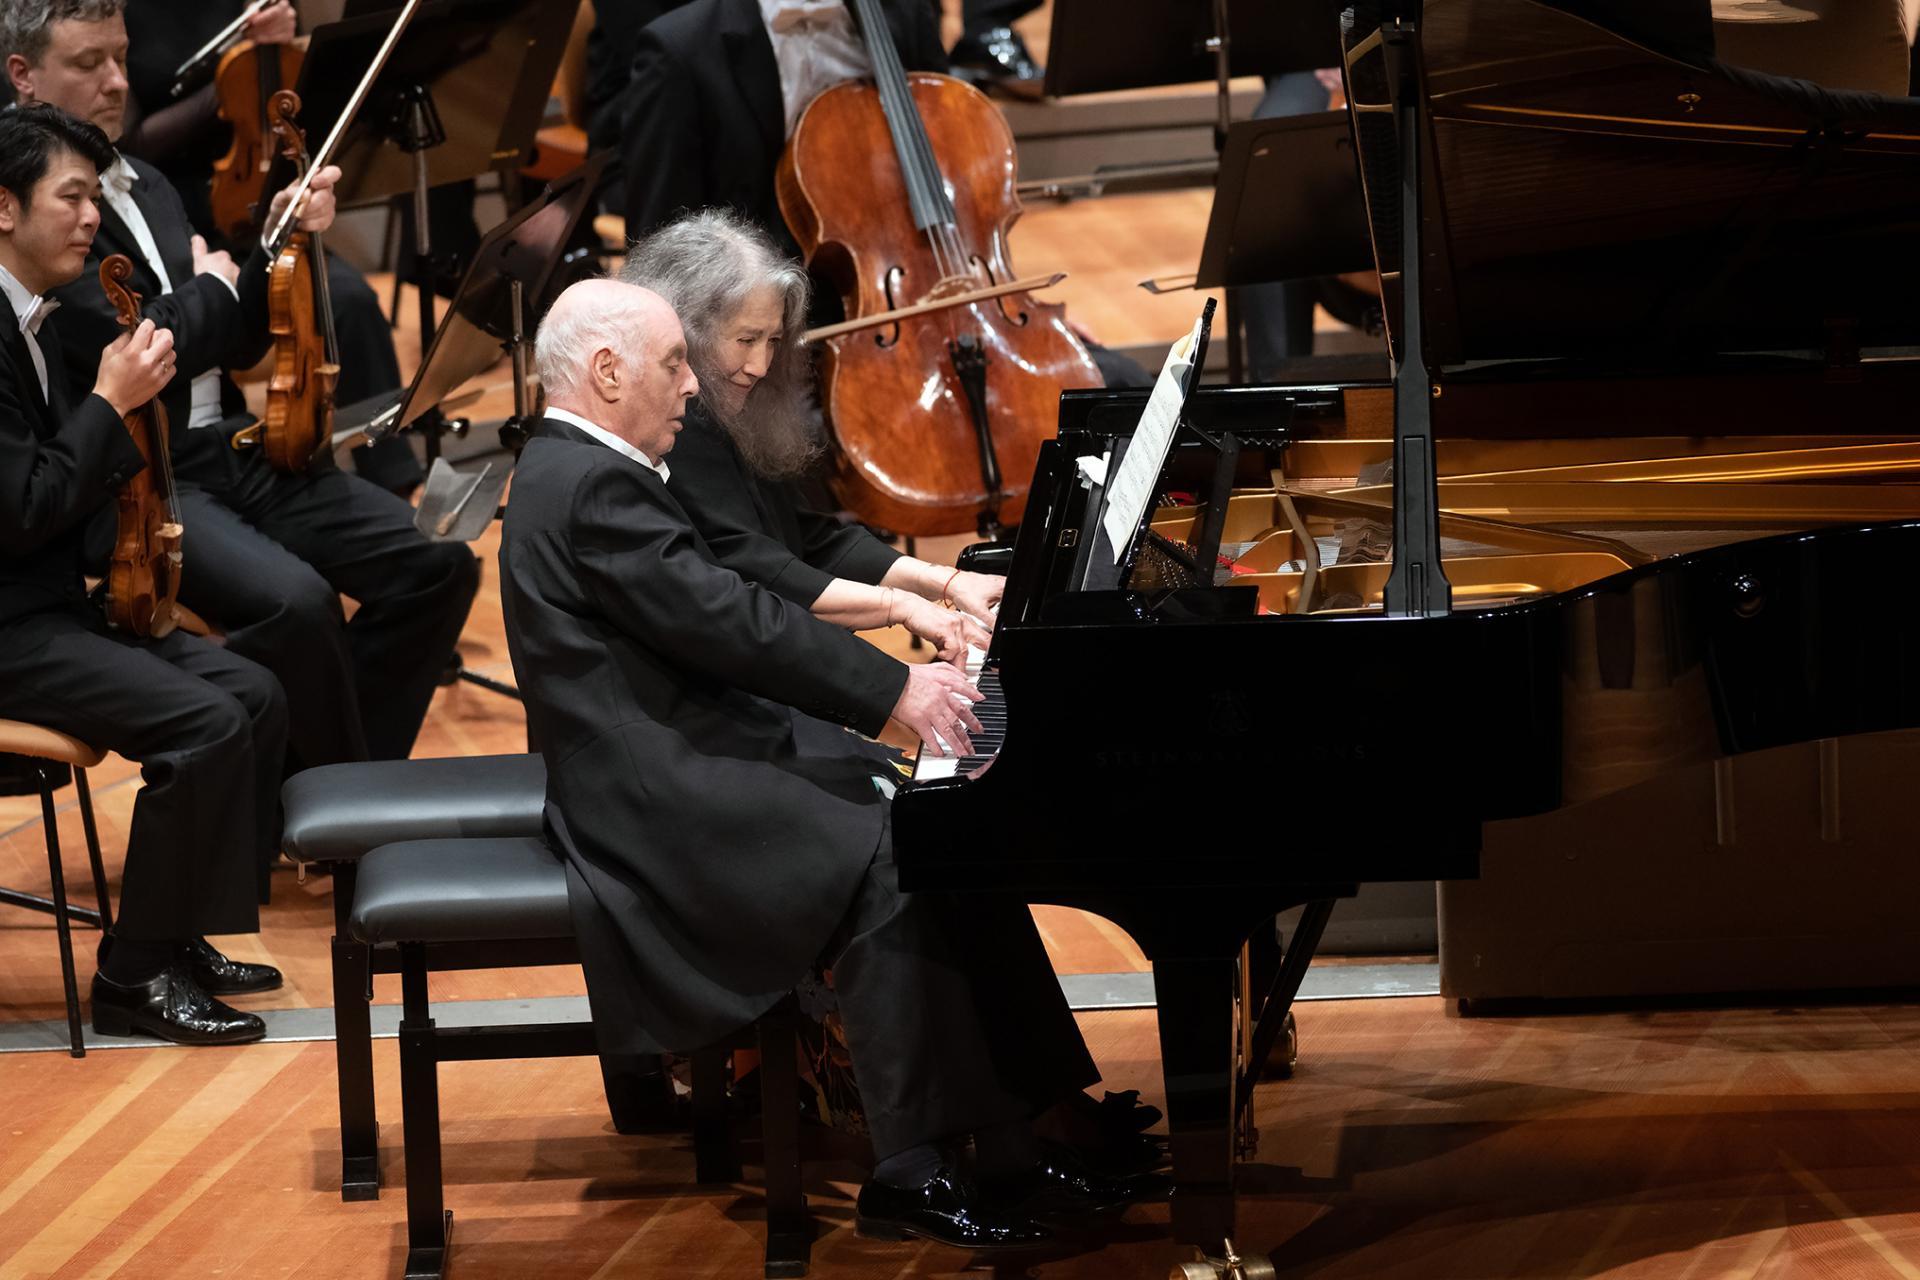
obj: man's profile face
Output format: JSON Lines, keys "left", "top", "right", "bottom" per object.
{"left": 0, "top": 149, "right": 104, "bottom": 294}
{"left": 617, "top": 315, "right": 701, "bottom": 463}
{"left": 8, "top": 15, "right": 132, "bottom": 142}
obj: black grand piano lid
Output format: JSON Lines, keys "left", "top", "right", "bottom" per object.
{"left": 1342, "top": 0, "right": 1920, "bottom": 371}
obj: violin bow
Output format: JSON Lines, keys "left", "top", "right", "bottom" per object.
{"left": 169, "top": 0, "right": 276, "bottom": 98}
{"left": 261, "top": 0, "right": 425, "bottom": 261}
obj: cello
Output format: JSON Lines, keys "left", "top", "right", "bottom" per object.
{"left": 99, "top": 255, "right": 185, "bottom": 639}
{"left": 231, "top": 89, "right": 339, "bottom": 472}
{"left": 776, "top": 0, "right": 1102, "bottom": 538}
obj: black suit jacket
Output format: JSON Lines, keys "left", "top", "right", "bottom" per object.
{"left": 612, "top": 0, "right": 946, "bottom": 248}
{"left": 0, "top": 314, "right": 147, "bottom": 626}
{"left": 667, "top": 402, "right": 902, "bottom": 602}
{"left": 500, "top": 416, "right": 895, "bottom": 1054}
{"left": 44, "top": 155, "right": 271, "bottom": 444}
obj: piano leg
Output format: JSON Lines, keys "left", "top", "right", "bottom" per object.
{"left": 1152, "top": 954, "right": 1239, "bottom": 1249}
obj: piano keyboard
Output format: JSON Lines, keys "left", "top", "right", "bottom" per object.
{"left": 912, "top": 648, "right": 1005, "bottom": 781}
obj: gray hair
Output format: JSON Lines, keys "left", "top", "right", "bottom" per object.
{"left": 533, "top": 285, "right": 659, "bottom": 405}
{"left": 0, "top": 0, "right": 124, "bottom": 71}
{"left": 621, "top": 209, "right": 822, "bottom": 480}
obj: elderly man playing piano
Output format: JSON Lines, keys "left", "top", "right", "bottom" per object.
{"left": 501, "top": 277, "right": 1163, "bottom": 1251}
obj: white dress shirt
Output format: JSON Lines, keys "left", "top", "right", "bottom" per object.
{"left": 99, "top": 158, "right": 234, "bottom": 431}
{"left": 546, "top": 407, "right": 672, "bottom": 482}
{"left": 759, "top": 0, "right": 873, "bottom": 137}
{"left": 0, "top": 260, "right": 55, "bottom": 403}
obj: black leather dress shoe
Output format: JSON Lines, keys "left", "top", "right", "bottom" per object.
{"left": 183, "top": 937, "right": 282, "bottom": 995}
{"left": 993, "top": 1143, "right": 1172, "bottom": 1219}
{"left": 856, "top": 1166, "right": 1053, "bottom": 1250}
{"left": 949, "top": 26, "right": 1045, "bottom": 100}
{"left": 91, "top": 964, "right": 267, "bottom": 1045}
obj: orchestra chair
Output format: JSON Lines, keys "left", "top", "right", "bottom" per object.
{"left": 0, "top": 724, "right": 111, "bottom": 1059}
{"left": 280, "top": 754, "right": 554, "bottom": 1201}
{"left": 351, "top": 835, "right": 812, "bottom": 1280}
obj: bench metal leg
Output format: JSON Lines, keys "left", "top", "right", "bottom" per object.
{"left": 692, "top": 1048, "right": 741, "bottom": 1183}
{"left": 757, "top": 1018, "right": 812, "bottom": 1279}
{"left": 329, "top": 865, "right": 381, "bottom": 1201}
{"left": 398, "top": 943, "right": 452, "bottom": 1280}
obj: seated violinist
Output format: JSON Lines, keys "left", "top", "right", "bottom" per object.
{"left": 622, "top": 209, "right": 1002, "bottom": 671}
{"left": 115, "top": 0, "right": 422, "bottom": 493}
{"left": 4, "top": 0, "right": 481, "bottom": 772}
{"left": 0, "top": 103, "right": 288, "bottom": 1045}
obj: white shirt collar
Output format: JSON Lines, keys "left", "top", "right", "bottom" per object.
{"left": 546, "top": 407, "right": 671, "bottom": 483}
{"left": 101, "top": 156, "right": 137, "bottom": 198}
{"left": 0, "top": 260, "right": 41, "bottom": 332}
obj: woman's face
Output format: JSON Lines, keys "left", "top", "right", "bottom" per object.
{"left": 710, "top": 284, "right": 785, "bottom": 415}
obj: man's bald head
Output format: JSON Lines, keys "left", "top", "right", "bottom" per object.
{"left": 536, "top": 279, "right": 699, "bottom": 463}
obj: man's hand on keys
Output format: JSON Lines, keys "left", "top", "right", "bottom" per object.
{"left": 889, "top": 660, "right": 984, "bottom": 757}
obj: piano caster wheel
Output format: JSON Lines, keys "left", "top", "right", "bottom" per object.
{"left": 1267, "top": 1010, "right": 1298, "bottom": 1080}
{"left": 1170, "top": 1239, "right": 1277, "bottom": 1280}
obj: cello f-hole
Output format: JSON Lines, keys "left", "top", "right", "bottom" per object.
{"left": 971, "top": 253, "right": 1030, "bottom": 326}
{"left": 877, "top": 266, "right": 906, "bottom": 348}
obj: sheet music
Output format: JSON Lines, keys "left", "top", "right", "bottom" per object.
{"left": 1102, "top": 312, "right": 1203, "bottom": 563}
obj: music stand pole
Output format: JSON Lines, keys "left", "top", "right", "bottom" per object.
{"left": 396, "top": 86, "right": 449, "bottom": 460}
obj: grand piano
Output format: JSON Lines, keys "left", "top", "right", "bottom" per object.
{"left": 892, "top": 0, "right": 1920, "bottom": 1261}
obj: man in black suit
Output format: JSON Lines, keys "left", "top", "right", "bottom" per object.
{"left": 4, "top": 0, "right": 481, "bottom": 768}
{"left": 503, "top": 278, "right": 1160, "bottom": 1249}
{"left": 114, "top": 0, "right": 422, "bottom": 493}
{"left": 0, "top": 103, "right": 287, "bottom": 1044}
{"left": 608, "top": 0, "right": 946, "bottom": 251}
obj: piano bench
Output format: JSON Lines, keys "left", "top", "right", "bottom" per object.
{"left": 351, "top": 836, "right": 814, "bottom": 1280}
{"left": 282, "top": 754, "right": 561, "bottom": 1202}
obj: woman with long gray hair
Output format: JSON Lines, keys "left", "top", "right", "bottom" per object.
{"left": 622, "top": 209, "right": 1005, "bottom": 664}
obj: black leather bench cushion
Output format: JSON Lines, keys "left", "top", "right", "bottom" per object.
{"left": 281, "top": 754, "right": 547, "bottom": 864}
{"left": 349, "top": 836, "right": 572, "bottom": 945}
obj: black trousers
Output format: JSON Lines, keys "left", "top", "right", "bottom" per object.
{"left": 326, "top": 255, "right": 425, "bottom": 494}
{"left": 172, "top": 421, "right": 481, "bottom": 766}
{"left": 0, "top": 605, "right": 287, "bottom": 937}
{"left": 828, "top": 816, "right": 1099, "bottom": 1160}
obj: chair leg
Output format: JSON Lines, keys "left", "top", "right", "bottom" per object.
{"left": 692, "top": 1048, "right": 742, "bottom": 1183}
{"left": 330, "top": 865, "right": 381, "bottom": 1201}
{"left": 73, "top": 768, "right": 111, "bottom": 931}
{"left": 757, "top": 1018, "right": 813, "bottom": 1279}
{"left": 398, "top": 943, "right": 452, "bottom": 1280}
{"left": 38, "top": 768, "right": 83, "bottom": 1058}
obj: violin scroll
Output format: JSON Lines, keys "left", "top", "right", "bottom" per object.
{"left": 99, "top": 254, "right": 142, "bottom": 330}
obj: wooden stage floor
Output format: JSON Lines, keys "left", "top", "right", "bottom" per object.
{"left": 4, "top": 93, "right": 1920, "bottom": 1275}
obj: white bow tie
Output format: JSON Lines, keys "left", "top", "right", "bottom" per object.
{"left": 768, "top": 1, "right": 844, "bottom": 35}
{"left": 101, "top": 158, "right": 136, "bottom": 198}
{"left": 20, "top": 295, "right": 58, "bottom": 339}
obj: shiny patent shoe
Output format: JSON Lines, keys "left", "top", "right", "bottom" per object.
{"left": 183, "top": 937, "right": 283, "bottom": 995}
{"left": 856, "top": 1165, "right": 1053, "bottom": 1250}
{"left": 91, "top": 963, "right": 267, "bottom": 1046}
{"left": 949, "top": 25, "right": 1046, "bottom": 100}
{"left": 995, "top": 1143, "right": 1173, "bottom": 1219}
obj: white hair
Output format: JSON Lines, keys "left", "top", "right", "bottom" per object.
{"left": 533, "top": 286, "right": 661, "bottom": 404}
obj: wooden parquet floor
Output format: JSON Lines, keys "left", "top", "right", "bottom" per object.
{"left": 4, "top": 87, "right": 1919, "bottom": 1276}
{"left": 9, "top": 998, "right": 1920, "bottom": 1277}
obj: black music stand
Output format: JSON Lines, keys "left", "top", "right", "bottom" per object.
{"left": 278, "top": 0, "right": 571, "bottom": 414}
{"left": 1194, "top": 110, "right": 1376, "bottom": 381}
{"left": 1044, "top": 0, "right": 1343, "bottom": 98}
{"left": 341, "top": 153, "right": 607, "bottom": 546}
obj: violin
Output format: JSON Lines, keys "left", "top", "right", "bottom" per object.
{"left": 209, "top": 38, "right": 305, "bottom": 240}
{"left": 775, "top": 0, "right": 1101, "bottom": 538}
{"left": 233, "top": 89, "right": 339, "bottom": 472}
{"left": 99, "top": 255, "right": 185, "bottom": 639}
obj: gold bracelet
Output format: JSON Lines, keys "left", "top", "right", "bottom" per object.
{"left": 939, "top": 568, "right": 961, "bottom": 608}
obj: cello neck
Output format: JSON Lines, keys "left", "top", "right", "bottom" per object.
{"left": 847, "top": 0, "right": 954, "bottom": 235}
